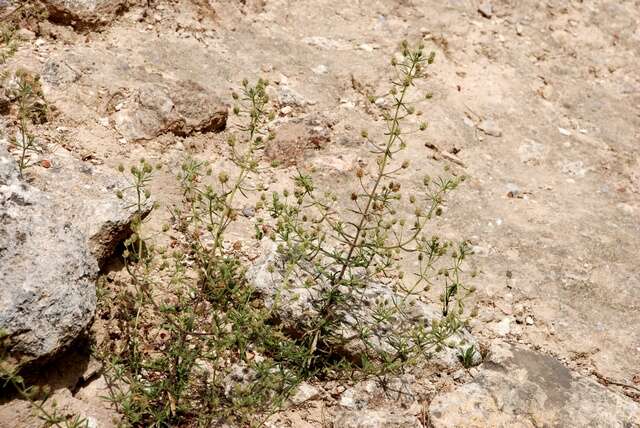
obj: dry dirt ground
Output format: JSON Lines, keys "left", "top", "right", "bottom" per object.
{"left": 2, "top": 0, "right": 640, "bottom": 426}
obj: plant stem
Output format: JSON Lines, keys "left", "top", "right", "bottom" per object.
{"left": 333, "top": 60, "right": 416, "bottom": 290}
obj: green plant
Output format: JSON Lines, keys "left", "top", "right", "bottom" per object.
{"left": 5, "top": 69, "right": 47, "bottom": 178}
{"left": 265, "top": 41, "right": 475, "bottom": 375}
{"left": 0, "top": 331, "right": 89, "bottom": 428}
{"left": 99, "top": 79, "right": 305, "bottom": 427}
{"left": 100, "top": 42, "right": 477, "bottom": 427}
{"left": 457, "top": 344, "right": 478, "bottom": 369}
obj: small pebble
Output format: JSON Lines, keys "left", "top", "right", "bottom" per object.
{"left": 478, "top": 1, "right": 493, "bottom": 18}
{"left": 288, "top": 382, "right": 320, "bottom": 406}
{"left": 242, "top": 206, "right": 255, "bottom": 218}
{"left": 506, "top": 183, "right": 520, "bottom": 198}
{"left": 311, "top": 64, "right": 328, "bottom": 75}
{"left": 16, "top": 28, "right": 36, "bottom": 41}
{"left": 525, "top": 316, "right": 534, "bottom": 325}
{"left": 493, "top": 318, "right": 512, "bottom": 336}
{"left": 358, "top": 43, "right": 375, "bottom": 52}
{"left": 477, "top": 119, "right": 502, "bottom": 137}
{"left": 541, "top": 85, "right": 554, "bottom": 100}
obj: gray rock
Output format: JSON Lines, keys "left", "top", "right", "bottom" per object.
{"left": 428, "top": 344, "right": 640, "bottom": 427}
{"left": 0, "top": 143, "right": 97, "bottom": 367}
{"left": 241, "top": 206, "right": 255, "bottom": 218}
{"left": 278, "top": 85, "right": 307, "bottom": 107}
{"left": 288, "top": 382, "right": 320, "bottom": 406}
{"left": 112, "top": 80, "right": 227, "bottom": 142}
{"left": 42, "top": 58, "right": 81, "bottom": 87}
{"left": 29, "top": 148, "right": 152, "bottom": 267}
{"left": 333, "top": 410, "right": 422, "bottom": 428}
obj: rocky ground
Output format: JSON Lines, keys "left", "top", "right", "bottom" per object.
{"left": 1, "top": 0, "right": 639, "bottom": 426}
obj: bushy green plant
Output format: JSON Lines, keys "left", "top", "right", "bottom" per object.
{"left": 100, "top": 42, "right": 477, "bottom": 427}
{"left": 264, "top": 42, "right": 475, "bottom": 375}
{"left": 99, "top": 79, "right": 307, "bottom": 427}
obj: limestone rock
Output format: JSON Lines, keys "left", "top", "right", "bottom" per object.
{"left": 0, "top": 143, "right": 96, "bottom": 367}
{"left": 288, "top": 382, "right": 321, "bottom": 406}
{"left": 112, "top": 80, "right": 228, "bottom": 142}
{"left": 333, "top": 410, "right": 422, "bottom": 428}
{"left": 428, "top": 344, "right": 640, "bottom": 427}
{"left": 42, "top": 58, "right": 81, "bottom": 88}
{"left": 29, "top": 148, "right": 152, "bottom": 267}
{"left": 0, "top": 380, "right": 119, "bottom": 428}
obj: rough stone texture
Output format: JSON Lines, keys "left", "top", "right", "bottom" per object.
{"left": 29, "top": 147, "right": 152, "bottom": 267}
{"left": 111, "top": 80, "right": 228, "bottom": 142}
{"left": 333, "top": 410, "right": 422, "bottom": 428}
{"left": 247, "top": 240, "right": 478, "bottom": 367}
{"left": 428, "top": 344, "right": 640, "bottom": 427}
{"left": 0, "top": 143, "right": 97, "bottom": 367}
{"left": 42, "top": 0, "right": 139, "bottom": 29}
{"left": 0, "top": 377, "right": 118, "bottom": 428}
{"left": 287, "top": 382, "right": 321, "bottom": 406}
